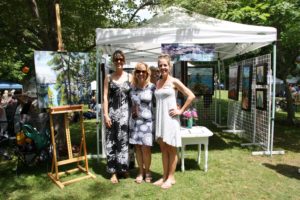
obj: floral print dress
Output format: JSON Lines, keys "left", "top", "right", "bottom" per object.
{"left": 106, "top": 75, "right": 131, "bottom": 174}
{"left": 129, "top": 83, "right": 155, "bottom": 146}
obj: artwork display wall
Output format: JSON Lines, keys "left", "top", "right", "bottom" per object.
{"left": 34, "top": 51, "right": 93, "bottom": 108}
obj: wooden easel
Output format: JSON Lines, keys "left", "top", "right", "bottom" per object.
{"left": 48, "top": 105, "right": 95, "bottom": 189}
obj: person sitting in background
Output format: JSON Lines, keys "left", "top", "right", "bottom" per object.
{"left": 83, "top": 96, "right": 97, "bottom": 119}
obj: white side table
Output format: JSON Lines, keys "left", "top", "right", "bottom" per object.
{"left": 179, "top": 126, "right": 213, "bottom": 172}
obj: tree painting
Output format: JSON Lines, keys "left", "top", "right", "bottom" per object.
{"left": 34, "top": 51, "right": 92, "bottom": 108}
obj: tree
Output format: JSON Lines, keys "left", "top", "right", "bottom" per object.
{"left": 160, "top": 0, "right": 300, "bottom": 124}
{"left": 217, "top": 0, "right": 300, "bottom": 124}
{"left": 0, "top": 0, "right": 159, "bottom": 82}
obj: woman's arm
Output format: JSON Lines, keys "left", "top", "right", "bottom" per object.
{"left": 171, "top": 77, "right": 195, "bottom": 116}
{"left": 103, "top": 74, "right": 112, "bottom": 128}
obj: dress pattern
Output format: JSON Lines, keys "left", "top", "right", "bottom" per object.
{"left": 155, "top": 81, "right": 181, "bottom": 147}
{"left": 129, "top": 83, "right": 155, "bottom": 146}
{"left": 106, "top": 76, "right": 131, "bottom": 174}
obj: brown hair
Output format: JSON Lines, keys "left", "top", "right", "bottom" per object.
{"left": 132, "top": 62, "right": 151, "bottom": 86}
{"left": 112, "top": 50, "right": 125, "bottom": 62}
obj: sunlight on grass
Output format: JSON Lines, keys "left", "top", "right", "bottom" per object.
{"left": 1, "top": 96, "right": 300, "bottom": 200}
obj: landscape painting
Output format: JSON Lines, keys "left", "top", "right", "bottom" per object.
{"left": 228, "top": 65, "right": 240, "bottom": 101}
{"left": 187, "top": 66, "right": 214, "bottom": 96}
{"left": 34, "top": 51, "right": 93, "bottom": 108}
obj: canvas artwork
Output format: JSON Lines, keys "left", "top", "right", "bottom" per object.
{"left": 256, "top": 63, "right": 268, "bottom": 85}
{"left": 256, "top": 89, "right": 267, "bottom": 110}
{"left": 187, "top": 66, "right": 214, "bottom": 96}
{"left": 161, "top": 43, "right": 217, "bottom": 62}
{"left": 228, "top": 65, "right": 240, "bottom": 100}
{"left": 34, "top": 51, "right": 93, "bottom": 108}
{"left": 241, "top": 64, "right": 253, "bottom": 111}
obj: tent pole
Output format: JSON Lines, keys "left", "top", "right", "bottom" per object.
{"left": 217, "top": 58, "right": 221, "bottom": 125}
{"left": 270, "top": 42, "right": 277, "bottom": 156}
{"left": 96, "top": 47, "right": 101, "bottom": 162}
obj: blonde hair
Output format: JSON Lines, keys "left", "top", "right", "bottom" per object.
{"left": 132, "top": 62, "right": 151, "bottom": 86}
{"left": 158, "top": 54, "right": 172, "bottom": 73}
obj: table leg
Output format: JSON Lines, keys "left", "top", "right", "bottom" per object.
{"left": 181, "top": 146, "right": 185, "bottom": 172}
{"left": 204, "top": 143, "right": 208, "bottom": 172}
{"left": 197, "top": 144, "right": 201, "bottom": 165}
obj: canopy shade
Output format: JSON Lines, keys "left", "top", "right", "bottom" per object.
{"left": 0, "top": 81, "right": 23, "bottom": 90}
{"left": 96, "top": 7, "right": 277, "bottom": 62}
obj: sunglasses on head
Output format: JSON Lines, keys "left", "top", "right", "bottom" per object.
{"left": 135, "top": 70, "right": 147, "bottom": 74}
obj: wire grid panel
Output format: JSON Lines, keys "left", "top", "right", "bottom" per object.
{"left": 226, "top": 54, "right": 272, "bottom": 149}
{"left": 194, "top": 97, "right": 215, "bottom": 126}
{"left": 227, "top": 99, "right": 242, "bottom": 131}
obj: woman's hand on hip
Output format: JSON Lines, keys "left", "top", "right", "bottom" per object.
{"left": 169, "top": 108, "right": 181, "bottom": 117}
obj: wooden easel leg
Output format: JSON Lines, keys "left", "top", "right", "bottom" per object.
{"left": 49, "top": 113, "right": 59, "bottom": 180}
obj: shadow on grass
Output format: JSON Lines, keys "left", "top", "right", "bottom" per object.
{"left": 89, "top": 158, "right": 162, "bottom": 182}
{"left": 0, "top": 159, "right": 54, "bottom": 199}
{"left": 263, "top": 163, "right": 300, "bottom": 180}
{"left": 176, "top": 158, "right": 201, "bottom": 171}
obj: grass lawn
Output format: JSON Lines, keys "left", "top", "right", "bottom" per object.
{"left": 1, "top": 93, "right": 300, "bottom": 200}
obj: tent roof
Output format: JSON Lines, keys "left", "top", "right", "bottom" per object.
{"left": 96, "top": 7, "right": 277, "bottom": 62}
{"left": 0, "top": 81, "right": 23, "bottom": 90}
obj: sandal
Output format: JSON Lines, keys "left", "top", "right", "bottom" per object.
{"left": 145, "top": 173, "right": 152, "bottom": 183}
{"left": 135, "top": 174, "right": 143, "bottom": 184}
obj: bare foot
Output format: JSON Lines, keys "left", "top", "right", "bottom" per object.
{"left": 161, "top": 180, "right": 172, "bottom": 189}
{"left": 110, "top": 174, "right": 119, "bottom": 184}
{"left": 153, "top": 178, "right": 164, "bottom": 186}
{"left": 135, "top": 174, "right": 143, "bottom": 184}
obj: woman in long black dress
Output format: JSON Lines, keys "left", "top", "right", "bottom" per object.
{"left": 103, "top": 50, "right": 132, "bottom": 184}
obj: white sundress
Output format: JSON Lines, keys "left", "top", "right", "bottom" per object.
{"left": 154, "top": 82, "right": 181, "bottom": 147}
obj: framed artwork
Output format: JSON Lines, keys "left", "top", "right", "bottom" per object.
{"left": 34, "top": 51, "right": 92, "bottom": 108}
{"left": 228, "top": 65, "right": 240, "bottom": 100}
{"left": 256, "top": 89, "right": 267, "bottom": 110}
{"left": 187, "top": 66, "right": 214, "bottom": 96}
{"left": 256, "top": 63, "right": 268, "bottom": 85}
{"left": 241, "top": 64, "right": 253, "bottom": 111}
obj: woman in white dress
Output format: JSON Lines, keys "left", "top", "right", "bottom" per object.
{"left": 153, "top": 54, "right": 195, "bottom": 189}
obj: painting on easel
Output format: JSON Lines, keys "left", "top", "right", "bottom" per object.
{"left": 34, "top": 51, "right": 94, "bottom": 108}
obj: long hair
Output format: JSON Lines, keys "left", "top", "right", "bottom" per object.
{"left": 158, "top": 54, "right": 172, "bottom": 70}
{"left": 132, "top": 62, "right": 151, "bottom": 86}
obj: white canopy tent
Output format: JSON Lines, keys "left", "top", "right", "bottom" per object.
{"left": 95, "top": 7, "right": 278, "bottom": 158}
{"left": 96, "top": 7, "right": 276, "bottom": 62}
